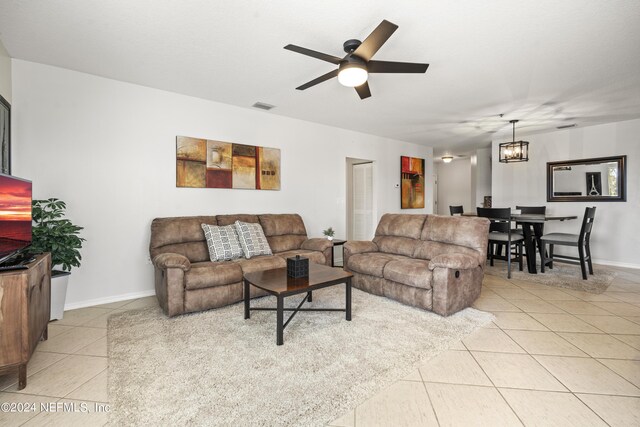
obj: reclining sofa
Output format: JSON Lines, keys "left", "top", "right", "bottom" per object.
{"left": 149, "top": 214, "right": 332, "bottom": 317}
{"left": 344, "top": 214, "right": 490, "bottom": 316}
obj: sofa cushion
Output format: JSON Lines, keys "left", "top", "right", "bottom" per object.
{"left": 150, "top": 216, "right": 216, "bottom": 260}
{"left": 267, "top": 235, "right": 307, "bottom": 253}
{"left": 216, "top": 214, "right": 259, "bottom": 226}
{"left": 235, "top": 221, "right": 273, "bottom": 259}
{"left": 201, "top": 223, "right": 244, "bottom": 261}
{"left": 373, "top": 235, "right": 420, "bottom": 257}
{"left": 259, "top": 214, "right": 307, "bottom": 236}
{"left": 374, "top": 214, "right": 427, "bottom": 239}
{"left": 184, "top": 261, "right": 244, "bottom": 290}
{"left": 421, "top": 215, "right": 490, "bottom": 256}
{"left": 276, "top": 249, "right": 326, "bottom": 266}
{"left": 413, "top": 240, "right": 483, "bottom": 262}
{"left": 233, "top": 254, "right": 286, "bottom": 274}
{"left": 152, "top": 242, "right": 210, "bottom": 263}
{"left": 383, "top": 258, "right": 433, "bottom": 290}
{"left": 347, "top": 252, "right": 407, "bottom": 277}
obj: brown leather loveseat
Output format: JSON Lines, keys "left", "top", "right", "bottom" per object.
{"left": 149, "top": 214, "right": 332, "bottom": 317}
{"left": 344, "top": 214, "right": 490, "bottom": 316}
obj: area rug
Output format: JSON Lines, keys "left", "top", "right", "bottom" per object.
{"left": 486, "top": 261, "right": 616, "bottom": 293}
{"left": 107, "top": 287, "right": 493, "bottom": 426}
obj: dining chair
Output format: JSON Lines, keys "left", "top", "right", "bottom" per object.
{"left": 513, "top": 205, "right": 546, "bottom": 227}
{"left": 449, "top": 205, "right": 464, "bottom": 216}
{"left": 477, "top": 207, "right": 524, "bottom": 278}
{"left": 540, "top": 207, "right": 596, "bottom": 280}
{"left": 513, "top": 205, "right": 547, "bottom": 253}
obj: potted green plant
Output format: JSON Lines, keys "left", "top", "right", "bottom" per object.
{"left": 323, "top": 227, "right": 335, "bottom": 241}
{"left": 30, "top": 198, "right": 85, "bottom": 320}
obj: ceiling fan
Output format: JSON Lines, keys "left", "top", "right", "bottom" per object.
{"left": 284, "top": 20, "right": 429, "bottom": 100}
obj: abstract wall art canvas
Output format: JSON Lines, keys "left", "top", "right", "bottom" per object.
{"left": 259, "top": 147, "right": 281, "bottom": 190}
{"left": 401, "top": 156, "right": 425, "bottom": 209}
{"left": 176, "top": 136, "right": 280, "bottom": 190}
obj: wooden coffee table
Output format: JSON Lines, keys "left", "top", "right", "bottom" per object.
{"left": 243, "top": 263, "right": 353, "bottom": 345}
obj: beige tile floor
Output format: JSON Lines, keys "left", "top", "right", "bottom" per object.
{"left": 1, "top": 266, "right": 639, "bottom": 426}
{"left": 330, "top": 265, "right": 640, "bottom": 427}
{"left": 0, "top": 296, "right": 157, "bottom": 427}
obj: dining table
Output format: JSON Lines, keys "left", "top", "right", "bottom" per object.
{"left": 463, "top": 212, "right": 578, "bottom": 274}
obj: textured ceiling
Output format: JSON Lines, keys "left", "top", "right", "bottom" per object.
{"left": 1, "top": 0, "right": 639, "bottom": 156}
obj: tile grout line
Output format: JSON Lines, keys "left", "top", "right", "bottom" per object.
{"left": 465, "top": 347, "right": 526, "bottom": 426}
{"left": 488, "top": 303, "right": 618, "bottom": 423}
{"left": 416, "top": 360, "right": 441, "bottom": 427}
{"left": 63, "top": 365, "right": 109, "bottom": 400}
{"left": 0, "top": 353, "right": 73, "bottom": 392}
{"left": 572, "top": 394, "right": 615, "bottom": 427}
{"left": 492, "top": 280, "right": 640, "bottom": 422}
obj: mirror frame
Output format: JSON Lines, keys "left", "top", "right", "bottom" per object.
{"left": 547, "top": 155, "right": 627, "bottom": 202}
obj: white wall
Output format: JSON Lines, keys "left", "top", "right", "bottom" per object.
{"left": 0, "top": 39, "right": 11, "bottom": 102}
{"left": 11, "top": 60, "right": 433, "bottom": 308}
{"left": 435, "top": 158, "right": 471, "bottom": 215}
{"left": 473, "top": 148, "right": 492, "bottom": 208}
{"left": 492, "top": 119, "right": 640, "bottom": 268}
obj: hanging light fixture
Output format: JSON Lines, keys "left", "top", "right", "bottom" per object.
{"left": 499, "top": 120, "right": 529, "bottom": 163}
{"left": 441, "top": 156, "right": 453, "bottom": 163}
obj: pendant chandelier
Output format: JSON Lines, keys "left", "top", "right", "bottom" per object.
{"left": 499, "top": 120, "right": 529, "bottom": 163}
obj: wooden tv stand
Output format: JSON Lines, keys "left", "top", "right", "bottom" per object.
{"left": 0, "top": 253, "right": 51, "bottom": 390}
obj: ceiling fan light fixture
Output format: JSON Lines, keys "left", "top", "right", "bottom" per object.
{"left": 442, "top": 156, "right": 454, "bottom": 163}
{"left": 338, "top": 61, "right": 368, "bottom": 87}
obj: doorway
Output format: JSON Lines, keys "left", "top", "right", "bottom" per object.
{"left": 346, "top": 158, "right": 375, "bottom": 242}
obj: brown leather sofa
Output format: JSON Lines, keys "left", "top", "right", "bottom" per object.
{"left": 344, "top": 214, "right": 490, "bottom": 316}
{"left": 149, "top": 214, "right": 332, "bottom": 317}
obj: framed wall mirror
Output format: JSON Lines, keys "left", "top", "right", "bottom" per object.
{"left": 547, "top": 155, "right": 627, "bottom": 202}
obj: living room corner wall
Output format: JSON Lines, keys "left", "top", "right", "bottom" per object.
{"left": 491, "top": 119, "right": 640, "bottom": 268}
{"left": 0, "top": 39, "right": 11, "bottom": 102}
{"left": 11, "top": 59, "right": 434, "bottom": 308}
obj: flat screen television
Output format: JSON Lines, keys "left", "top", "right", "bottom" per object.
{"left": 0, "top": 173, "right": 32, "bottom": 264}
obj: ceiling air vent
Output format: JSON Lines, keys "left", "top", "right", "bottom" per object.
{"left": 252, "top": 102, "right": 275, "bottom": 111}
{"left": 557, "top": 123, "right": 577, "bottom": 129}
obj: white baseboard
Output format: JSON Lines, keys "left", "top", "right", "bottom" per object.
{"left": 593, "top": 259, "right": 640, "bottom": 270}
{"left": 64, "top": 289, "right": 156, "bottom": 311}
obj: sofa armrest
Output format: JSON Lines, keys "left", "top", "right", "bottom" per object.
{"left": 343, "top": 241, "right": 378, "bottom": 272}
{"left": 428, "top": 253, "right": 480, "bottom": 271}
{"left": 429, "top": 254, "right": 484, "bottom": 316}
{"left": 344, "top": 241, "right": 378, "bottom": 255}
{"left": 152, "top": 253, "right": 189, "bottom": 317}
{"left": 301, "top": 238, "right": 332, "bottom": 252}
{"left": 301, "top": 238, "right": 333, "bottom": 266}
{"left": 152, "top": 253, "right": 191, "bottom": 271}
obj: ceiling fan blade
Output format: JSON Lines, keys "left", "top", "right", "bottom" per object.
{"left": 296, "top": 69, "right": 339, "bottom": 90}
{"left": 353, "top": 20, "right": 398, "bottom": 61}
{"left": 284, "top": 44, "right": 342, "bottom": 65}
{"left": 354, "top": 82, "right": 372, "bottom": 99}
{"left": 368, "top": 60, "right": 429, "bottom": 73}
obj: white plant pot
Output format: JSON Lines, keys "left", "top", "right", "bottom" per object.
{"left": 50, "top": 271, "right": 71, "bottom": 321}
{"left": 327, "top": 236, "right": 334, "bottom": 241}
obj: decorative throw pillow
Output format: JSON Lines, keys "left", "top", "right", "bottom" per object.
{"left": 234, "top": 221, "right": 273, "bottom": 259}
{"left": 201, "top": 224, "right": 244, "bottom": 262}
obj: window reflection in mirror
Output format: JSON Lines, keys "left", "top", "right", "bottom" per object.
{"left": 547, "top": 156, "right": 626, "bottom": 202}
